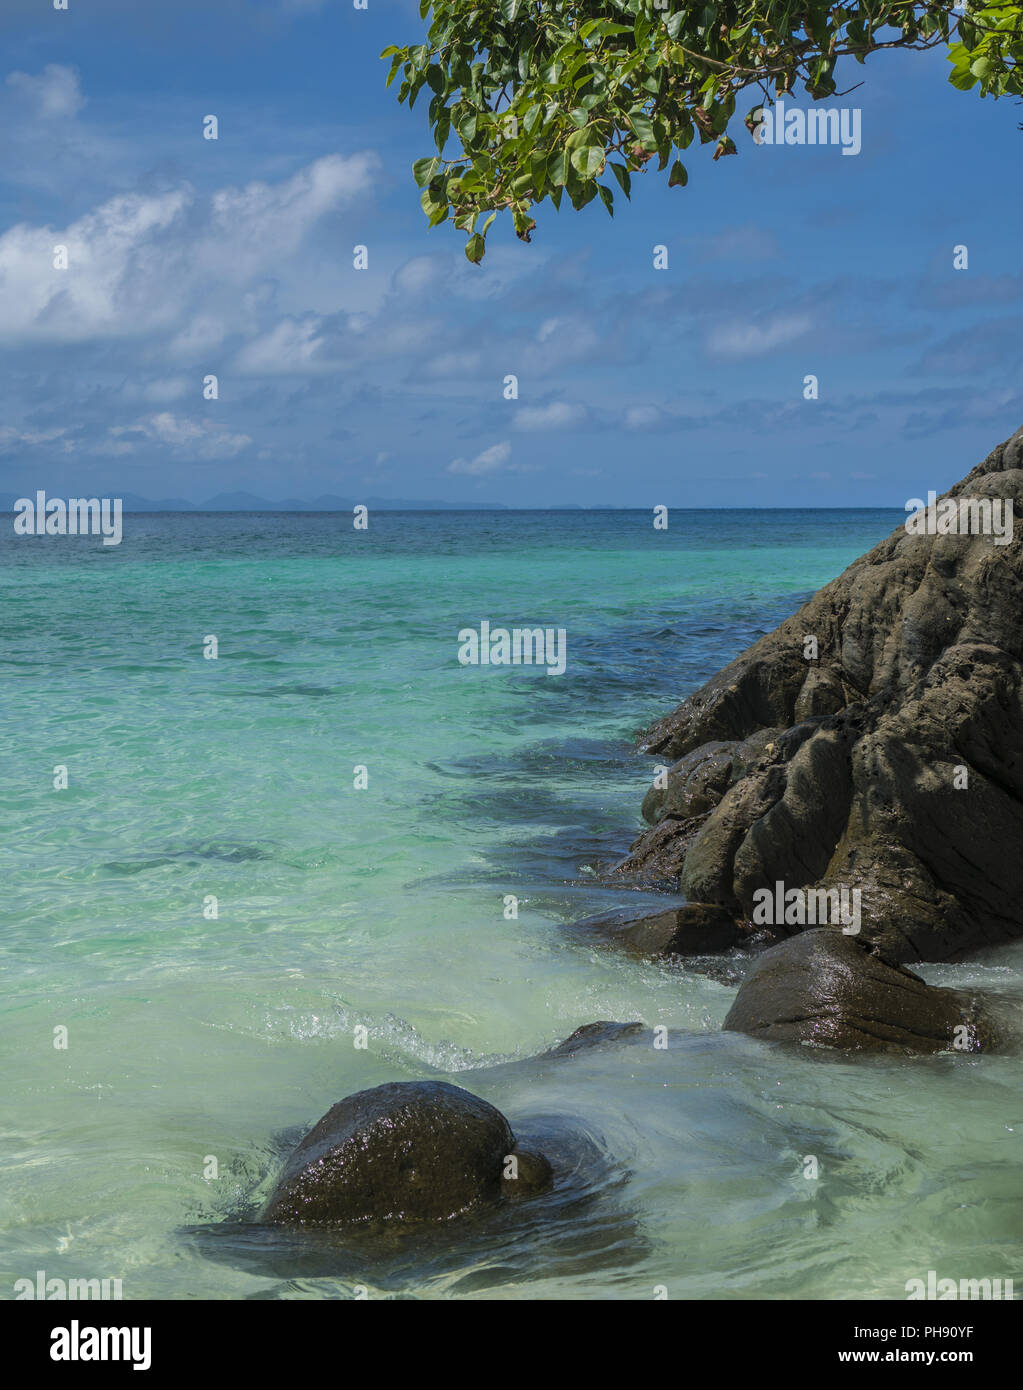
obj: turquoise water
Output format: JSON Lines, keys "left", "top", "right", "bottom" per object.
{"left": 3, "top": 509, "right": 1022, "bottom": 1300}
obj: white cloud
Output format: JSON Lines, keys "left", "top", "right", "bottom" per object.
{"left": 167, "top": 315, "right": 228, "bottom": 361}
{"left": 706, "top": 314, "right": 811, "bottom": 358}
{"left": 513, "top": 402, "right": 587, "bottom": 431}
{"left": 624, "top": 405, "right": 669, "bottom": 431}
{"left": 392, "top": 256, "right": 446, "bottom": 297}
{"left": 204, "top": 154, "right": 374, "bottom": 278}
{"left": 0, "top": 424, "right": 70, "bottom": 452}
{"left": 420, "top": 350, "right": 482, "bottom": 379}
{"left": 110, "top": 412, "right": 252, "bottom": 460}
{"left": 6, "top": 65, "right": 85, "bottom": 118}
{"left": 0, "top": 154, "right": 376, "bottom": 347}
{"left": 532, "top": 314, "right": 600, "bottom": 364}
{"left": 447, "top": 441, "right": 512, "bottom": 476}
{"left": 234, "top": 317, "right": 326, "bottom": 374}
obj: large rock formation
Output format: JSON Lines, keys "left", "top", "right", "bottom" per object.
{"left": 261, "top": 1080, "right": 551, "bottom": 1227}
{"left": 616, "top": 425, "right": 1023, "bottom": 965}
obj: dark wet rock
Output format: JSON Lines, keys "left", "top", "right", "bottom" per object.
{"left": 722, "top": 929, "right": 1012, "bottom": 1054}
{"left": 641, "top": 740, "right": 737, "bottom": 824}
{"left": 620, "top": 425, "right": 1023, "bottom": 964}
{"left": 189, "top": 1116, "right": 642, "bottom": 1289}
{"left": 608, "top": 814, "right": 699, "bottom": 885}
{"left": 570, "top": 902, "right": 743, "bottom": 957}
{"left": 641, "top": 728, "right": 789, "bottom": 828}
{"left": 261, "top": 1081, "right": 550, "bottom": 1227}
{"left": 503, "top": 1147, "right": 554, "bottom": 1195}
{"left": 541, "top": 1020, "right": 646, "bottom": 1057}
{"left": 688, "top": 956, "right": 750, "bottom": 987}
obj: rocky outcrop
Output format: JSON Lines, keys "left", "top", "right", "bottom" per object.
{"left": 616, "top": 425, "right": 1023, "bottom": 965}
{"left": 722, "top": 929, "right": 1019, "bottom": 1054}
{"left": 261, "top": 1081, "right": 551, "bottom": 1227}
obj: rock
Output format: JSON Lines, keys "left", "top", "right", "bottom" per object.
{"left": 640, "top": 729, "right": 788, "bottom": 827}
{"left": 721, "top": 929, "right": 1006, "bottom": 1054}
{"left": 569, "top": 902, "right": 743, "bottom": 956}
{"left": 504, "top": 1147, "right": 554, "bottom": 1194}
{"left": 619, "top": 425, "right": 1023, "bottom": 963}
{"left": 261, "top": 1080, "right": 551, "bottom": 1227}
{"left": 541, "top": 1020, "right": 646, "bottom": 1056}
{"left": 641, "top": 740, "right": 737, "bottom": 824}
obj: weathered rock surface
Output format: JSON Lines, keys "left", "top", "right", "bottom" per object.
{"left": 617, "top": 425, "right": 1023, "bottom": 964}
{"left": 722, "top": 929, "right": 1016, "bottom": 1054}
{"left": 569, "top": 901, "right": 744, "bottom": 956}
{"left": 541, "top": 1020, "right": 646, "bottom": 1056}
{"left": 261, "top": 1080, "right": 551, "bottom": 1227}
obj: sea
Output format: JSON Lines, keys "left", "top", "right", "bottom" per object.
{"left": 2, "top": 509, "right": 1021, "bottom": 1300}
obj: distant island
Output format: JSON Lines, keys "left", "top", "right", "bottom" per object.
{"left": 3, "top": 491, "right": 907, "bottom": 514}
{"left": 98, "top": 492, "right": 509, "bottom": 513}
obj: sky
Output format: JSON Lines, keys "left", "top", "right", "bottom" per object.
{"left": 0, "top": 0, "right": 1020, "bottom": 507}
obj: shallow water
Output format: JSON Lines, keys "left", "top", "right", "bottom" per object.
{"left": 3, "top": 509, "right": 1021, "bottom": 1300}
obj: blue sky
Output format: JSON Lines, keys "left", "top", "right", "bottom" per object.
{"left": 0, "top": 0, "right": 1020, "bottom": 506}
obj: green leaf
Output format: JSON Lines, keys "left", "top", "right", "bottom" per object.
{"left": 571, "top": 143, "right": 605, "bottom": 177}
{"left": 609, "top": 162, "right": 631, "bottom": 198}
{"left": 434, "top": 107, "right": 451, "bottom": 152}
{"left": 948, "top": 65, "right": 978, "bottom": 89}
{"left": 629, "top": 111, "right": 657, "bottom": 150}
{"left": 512, "top": 206, "right": 537, "bottom": 241}
{"left": 598, "top": 183, "right": 614, "bottom": 217}
{"left": 549, "top": 150, "right": 569, "bottom": 185}
{"left": 668, "top": 159, "right": 688, "bottom": 187}
{"left": 499, "top": 0, "right": 520, "bottom": 20}
{"left": 580, "top": 19, "right": 633, "bottom": 39}
{"left": 465, "top": 233, "right": 486, "bottom": 264}
{"left": 413, "top": 156, "right": 441, "bottom": 187}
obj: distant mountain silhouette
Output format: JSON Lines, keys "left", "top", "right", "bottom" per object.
{"left": 4, "top": 490, "right": 509, "bottom": 512}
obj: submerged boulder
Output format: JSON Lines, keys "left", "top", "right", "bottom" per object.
{"left": 617, "top": 425, "right": 1023, "bottom": 965}
{"left": 261, "top": 1080, "right": 551, "bottom": 1227}
{"left": 541, "top": 1020, "right": 646, "bottom": 1056}
{"left": 569, "top": 901, "right": 744, "bottom": 956}
{"left": 722, "top": 929, "right": 1013, "bottom": 1054}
